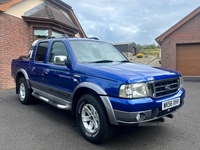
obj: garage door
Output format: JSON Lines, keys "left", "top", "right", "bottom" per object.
{"left": 176, "top": 43, "right": 200, "bottom": 76}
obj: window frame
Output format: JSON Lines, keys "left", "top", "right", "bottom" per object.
{"left": 34, "top": 42, "right": 49, "bottom": 63}
{"left": 48, "top": 41, "right": 69, "bottom": 65}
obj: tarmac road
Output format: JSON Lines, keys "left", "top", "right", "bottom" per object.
{"left": 0, "top": 81, "right": 199, "bottom": 150}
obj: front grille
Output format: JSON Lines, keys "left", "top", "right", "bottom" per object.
{"left": 148, "top": 78, "right": 180, "bottom": 98}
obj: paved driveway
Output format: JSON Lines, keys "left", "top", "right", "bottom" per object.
{"left": 0, "top": 81, "right": 199, "bottom": 150}
{"left": 148, "top": 58, "right": 161, "bottom": 67}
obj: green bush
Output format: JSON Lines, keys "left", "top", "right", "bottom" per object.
{"left": 136, "top": 53, "right": 144, "bottom": 58}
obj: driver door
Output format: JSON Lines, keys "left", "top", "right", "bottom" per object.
{"left": 43, "top": 41, "right": 75, "bottom": 101}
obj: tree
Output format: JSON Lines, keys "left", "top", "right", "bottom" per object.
{"left": 136, "top": 44, "right": 143, "bottom": 50}
{"left": 136, "top": 43, "right": 159, "bottom": 50}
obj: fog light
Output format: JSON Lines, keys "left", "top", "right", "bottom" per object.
{"left": 136, "top": 113, "right": 145, "bottom": 122}
{"left": 136, "top": 113, "right": 141, "bottom": 121}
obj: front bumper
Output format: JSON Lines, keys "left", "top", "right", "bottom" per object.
{"left": 107, "top": 88, "right": 185, "bottom": 125}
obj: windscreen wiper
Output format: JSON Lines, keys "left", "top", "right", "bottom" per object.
{"left": 92, "top": 60, "right": 113, "bottom": 63}
{"left": 119, "top": 60, "right": 130, "bottom": 62}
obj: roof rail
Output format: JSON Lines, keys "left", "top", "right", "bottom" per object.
{"left": 88, "top": 37, "right": 99, "bottom": 40}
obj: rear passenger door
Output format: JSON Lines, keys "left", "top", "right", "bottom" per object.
{"left": 43, "top": 41, "right": 75, "bottom": 101}
{"left": 28, "top": 41, "right": 49, "bottom": 91}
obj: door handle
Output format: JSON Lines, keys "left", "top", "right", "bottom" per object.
{"left": 32, "top": 67, "right": 35, "bottom": 71}
{"left": 43, "top": 68, "right": 49, "bottom": 74}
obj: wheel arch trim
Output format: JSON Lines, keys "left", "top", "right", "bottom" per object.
{"left": 74, "top": 82, "right": 107, "bottom": 95}
{"left": 16, "top": 69, "right": 31, "bottom": 89}
{"left": 74, "top": 82, "right": 118, "bottom": 125}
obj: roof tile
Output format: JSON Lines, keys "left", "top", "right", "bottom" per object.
{"left": 27, "top": 4, "right": 78, "bottom": 30}
{"left": 0, "top": 0, "right": 23, "bottom": 12}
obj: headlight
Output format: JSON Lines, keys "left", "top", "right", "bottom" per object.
{"left": 119, "top": 83, "right": 148, "bottom": 98}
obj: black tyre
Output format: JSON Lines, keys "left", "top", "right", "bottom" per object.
{"left": 76, "top": 93, "right": 116, "bottom": 144}
{"left": 17, "top": 77, "right": 33, "bottom": 104}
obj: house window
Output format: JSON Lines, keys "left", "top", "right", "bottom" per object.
{"left": 34, "top": 29, "right": 48, "bottom": 38}
{"left": 34, "top": 29, "right": 64, "bottom": 40}
{"left": 52, "top": 31, "right": 63, "bottom": 37}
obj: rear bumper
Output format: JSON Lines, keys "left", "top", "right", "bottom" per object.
{"left": 106, "top": 88, "right": 185, "bottom": 125}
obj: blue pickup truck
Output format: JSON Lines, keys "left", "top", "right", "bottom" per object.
{"left": 11, "top": 37, "right": 185, "bottom": 143}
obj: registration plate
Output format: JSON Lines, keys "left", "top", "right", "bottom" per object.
{"left": 162, "top": 98, "right": 180, "bottom": 110}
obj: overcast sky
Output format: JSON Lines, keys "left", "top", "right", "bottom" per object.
{"left": 63, "top": 0, "right": 200, "bottom": 45}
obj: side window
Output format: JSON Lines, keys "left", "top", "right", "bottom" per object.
{"left": 49, "top": 41, "right": 68, "bottom": 64}
{"left": 35, "top": 42, "right": 48, "bottom": 62}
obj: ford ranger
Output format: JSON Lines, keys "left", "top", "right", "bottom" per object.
{"left": 11, "top": 37, "right": 185, "bottom": 144}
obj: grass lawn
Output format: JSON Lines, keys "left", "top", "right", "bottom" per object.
{"left": 140, "top": 49, "right": 160, "bottom": 56}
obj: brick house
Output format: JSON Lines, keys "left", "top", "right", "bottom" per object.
{"left": 0, "top": 0, "right": 86, "bottom": 89}
{"left": 155, "top": 6, "right": 200, "bottom": 76}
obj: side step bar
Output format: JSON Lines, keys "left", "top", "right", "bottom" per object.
{"left": 32, "top": 92, "right": 71, "bottom": 110}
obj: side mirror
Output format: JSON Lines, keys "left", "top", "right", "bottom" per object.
{"left": 53, "top": 55, "right": 69, "bottom": 66}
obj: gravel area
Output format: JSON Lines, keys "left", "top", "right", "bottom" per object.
{"left": 127, "top": 55, "right": 158, "bottom": 64}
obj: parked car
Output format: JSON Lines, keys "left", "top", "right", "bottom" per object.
{"left": 11, "top": 37, "right": 185, "bottom": 144}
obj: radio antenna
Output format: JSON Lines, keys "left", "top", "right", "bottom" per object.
{"left": 59, "top": 24, "right": 69, "bottom": 38}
